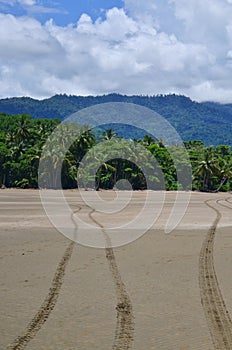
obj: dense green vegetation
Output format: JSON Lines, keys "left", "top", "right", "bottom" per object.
{"left": 0, "top": 113, "right": 232, "bottom": 192}
{"left": 0, "top": 94, "right": 232, "bottom": 147}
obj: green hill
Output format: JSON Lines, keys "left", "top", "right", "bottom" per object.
{"left": 0, "top": 93, "right": 231, "bottom": 146}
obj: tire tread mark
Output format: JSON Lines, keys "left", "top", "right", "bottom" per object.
{"left": 88, "top": 209, "right": 134, "bottom": 350}
{"left": 8, "top": 242, "right": 75, "bottom": 350}
{"left": 7, "top": 207, "right": 81, "bottom": 350}
{"left": 199, "top": 199, "right": 232, "bottom": 350}
{"left": 217, "top": 198, "right": 232, "bottom": 210}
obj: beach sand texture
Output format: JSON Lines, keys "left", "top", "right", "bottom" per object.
{"left": 0, "top": 190, "right": 232, "bottom": 350}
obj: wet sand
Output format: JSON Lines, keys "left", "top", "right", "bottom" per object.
{"left": 0, "top": 189, "right": 232, "bottom": 350}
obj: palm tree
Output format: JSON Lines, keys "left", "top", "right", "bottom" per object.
{"left": 194, "top": 147, "right": 219, "bottom": 191}
{"left": 14, "top": 114, "right": 31, "bottom": 143}
{"left": 70, "top": 126, "right": 96, "bottom": 163}
{"left": 214, "top": 158, "right": 232, "bottom": 192}
{"left": 101, "top": 128, "right": 117, "bottom": 141}
{"left": 140, "top": 135, "right": 156, "bottom": 147}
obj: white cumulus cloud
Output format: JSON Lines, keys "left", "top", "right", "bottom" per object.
{"left": 0, "top": 0, "right": 36, "bottom": 5}
{"left": 18, "top": 0, "right": 36, "bottom": 5}
{"left": 0, "top": 1, "right": 232, "bottom": 101}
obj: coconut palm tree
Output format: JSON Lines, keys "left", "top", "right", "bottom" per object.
{"left": 214, "top": 158, "right": 232, "bottom": 192}
{"left": 194, "top": 147, "right": 219, "bottom": 191}
{"left": 101, "top": 128, "right": 117, "bottom": 141}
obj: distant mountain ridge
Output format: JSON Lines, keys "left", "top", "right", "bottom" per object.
{"left": 0, "top": 93, "right": 232, "bottom": 146}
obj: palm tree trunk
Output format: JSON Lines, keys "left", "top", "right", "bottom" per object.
{"left": 214, "top": 177, "right": 228, "bottom": 192}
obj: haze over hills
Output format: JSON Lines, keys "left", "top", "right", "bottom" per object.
{"left": 0, "top": 93, "right": 232, "bottom": 147}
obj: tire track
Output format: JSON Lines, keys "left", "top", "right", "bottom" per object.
{"left": 8, "top": 242, "right": 75, "bottom": 350}
{"left": 8, "top": 203, "right": 134, "bottom": 350}
{"left": 199, "top": 199, "right": 232, "bottom": 349}
{"left": 225, "top": 198, "right": 232, "bottom": 205}
{"left": 88, "top": 209, "right": 134, "bottom": 350}
{"left": 217, "top": 198, "right": 232, "bottom": 210}
{"left": 8, "top": 208, "right": 80, "bottom": 350}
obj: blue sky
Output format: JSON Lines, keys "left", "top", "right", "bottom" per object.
{"left": 0, "top": 0, "right": 232, "bottom": 102}
{"left": 0, "top": 0, "right": 124, "bottom": 25}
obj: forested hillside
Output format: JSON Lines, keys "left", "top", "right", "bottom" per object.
{"left": 0, "top": 94, "right": 231, "bottom": 146}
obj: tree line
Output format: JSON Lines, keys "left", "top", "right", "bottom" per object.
{"left": 0, "top": 113, "right": 232, "bottom": 192}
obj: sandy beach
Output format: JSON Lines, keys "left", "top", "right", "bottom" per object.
{"left": 1, "top": 189, "right": 232, "bottom": 350}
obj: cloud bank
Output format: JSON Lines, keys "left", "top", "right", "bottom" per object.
{"left": 0, "top": 0, "right": 232, "bottom": 102}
